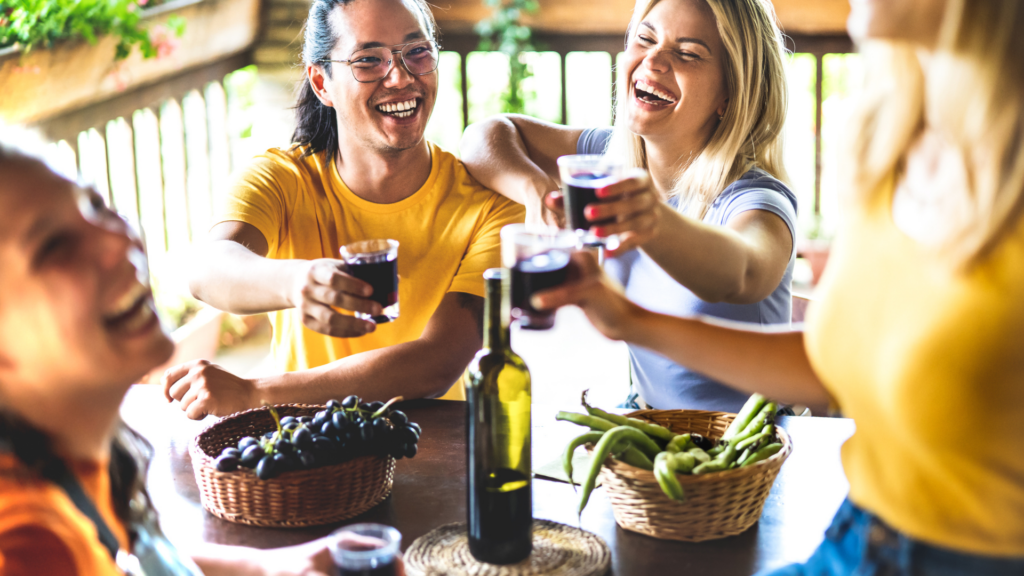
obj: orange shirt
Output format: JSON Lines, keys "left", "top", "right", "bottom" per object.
{"left": 0, "top": 453, "right": 129, "bottom": 576}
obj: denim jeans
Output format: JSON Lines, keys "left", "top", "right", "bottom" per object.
{"left": 757, "top": 499, "right": 1024, "bottom": 576}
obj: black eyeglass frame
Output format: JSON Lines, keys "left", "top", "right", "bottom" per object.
{"left": 319, "top": 40, "right": 442, "bottom": 83}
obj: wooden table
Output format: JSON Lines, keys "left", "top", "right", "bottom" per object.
{"left": 122, "top": 385, "right": 854, "bottom": 576}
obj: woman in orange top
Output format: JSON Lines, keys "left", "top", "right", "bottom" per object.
{"left": 0, "top": 141, "right": 358, "bottom": 575}
{"left": 533, "top": 0, "right": 1024, "bottom": 574}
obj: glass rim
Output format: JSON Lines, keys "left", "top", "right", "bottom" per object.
{"left": 556, "top": 153, "right": 624, "bottom": 168}
{"left": 340, "top": 239, "right": 399, "bottom": 260}
{"left": 327, "top": 523, "right": 401, "bottom": 560}
{"left": 499, "top": 223, "right": 575, "bottom": 240}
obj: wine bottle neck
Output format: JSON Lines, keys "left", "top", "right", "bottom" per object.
{"left": 483, "top": 269, "right": 509, "bottom": 351}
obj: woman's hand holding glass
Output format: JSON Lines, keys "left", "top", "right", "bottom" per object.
{"left": 542, "top": 170, "right": 660, "bottom": 256}
{"left": 528, "top": 250, "right": 647, "bottom": 342}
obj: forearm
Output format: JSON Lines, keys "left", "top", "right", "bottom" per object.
{"left": 460, "top": 116, "right": 558, "bottom": 211}
{"left": 189, "top": 240, "right": 305, "bottom": 314}
{"left": 641, "top": 206, "right": 776, "bottom": 303}
{"left": 256, "top": 337, "right": 477, "bottom": 405}
{"left": 622, "top": 308, "right": 830, "bottom": 408}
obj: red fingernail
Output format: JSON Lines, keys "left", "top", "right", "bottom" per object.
{"left": 585, "top": 206, "right": 598, "bottom": 220}
{"left": 596, "top": 186, "right": 610, "bottom": 198}
{"left": 593, "top": 227, "right": 606, "bottom": 237}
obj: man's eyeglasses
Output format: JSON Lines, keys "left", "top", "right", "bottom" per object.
{"left": 320, "top": 40, "right": 440, "bottom": 83}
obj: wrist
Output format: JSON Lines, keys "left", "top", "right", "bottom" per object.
{"left": 249, "top": 374, "right": 281, "bottom": 406}
{"left": 283, "top": 260, "right": 312, "bottom": 309}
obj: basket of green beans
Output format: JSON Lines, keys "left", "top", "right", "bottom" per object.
{"left": 558, "top": 392, "right": 791, "bottom": 542}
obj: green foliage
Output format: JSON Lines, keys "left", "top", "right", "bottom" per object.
{"left": 0, "top": 0, "right": 184, "bottom": 60}
{"left": 475, "top": 0, "right": 539, "bottom": 114}
{"left": 224, "top": 65, "right": 258, "bottom": 140}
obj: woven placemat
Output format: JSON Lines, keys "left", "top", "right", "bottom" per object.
{"left": 404, "top": 520, "right": 610, "bottom": 576}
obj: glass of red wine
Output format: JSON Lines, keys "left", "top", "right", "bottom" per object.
{"left": 556, "top": 154, "right": 628, "bottom": 250}
{"left": 501, "top": 224, "right": 576, "bottom": 330}
{"left": 328, "top": 523, "right": 401, "bottom": 576}
{"left": 340, "top": 239, "right": 400, "bottom": 324}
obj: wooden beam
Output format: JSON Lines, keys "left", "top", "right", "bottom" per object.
{"left": 431, "top": 0, "right": 850, "bottom": 36}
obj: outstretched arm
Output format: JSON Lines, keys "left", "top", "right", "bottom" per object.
{"left": 460, "top": 114, "right": 582, "bottom": 224}
{"left": 164, "top": 291, "right": 483, "bottom": 418}
{"left": 532, "top": 251, "right": 830, "bottom": 408}
{"left": 189, "top": 220, "right": 379, "bottom": 336}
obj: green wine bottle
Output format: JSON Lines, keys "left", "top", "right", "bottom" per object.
{"left": 465, "top": 268, "right": 533, "bottom": 564}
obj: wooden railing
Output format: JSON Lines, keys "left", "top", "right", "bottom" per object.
{"left": 32, "top": 52, "right": 255, "bottom": 257}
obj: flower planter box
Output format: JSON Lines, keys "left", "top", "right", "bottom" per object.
{"left": 0, "top": 0, "right": 261, "bottom": 126}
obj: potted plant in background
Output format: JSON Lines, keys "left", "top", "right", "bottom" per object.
{"left": 798, "top": 213, "right": 832, "bottom": 286}
{"left": 475, "top": 0, "right": 539, "bottom": 114}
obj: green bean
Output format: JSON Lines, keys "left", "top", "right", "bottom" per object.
{"left": 563, "top": 432, "right": 605, "bottom": 487}
{"left": 671, "top": 451, "right": 696, "bottom": 474}
{"left": 654, "top": 452, "right": 685, "bottom": 501}
{"left": 556, "top": 411, "right": 617, "bottom": 432}
{"left": 578, "top": 426, "right": 642, "bottom": 514}
{"left": 693, "top": 443, "right": 739, "bottom": 475}
{"left": 731, "top": 402, "right": 778, "bottom": 446}
{"left": 707, "top": 444, "right": 726, "bottom": 457}
{"left": 723, "top": 393, "right": 767, "bottom": 441}
{"left": 740, "top": 443, "right": 783, "bottom": 467}
{"left": 687, "top": 447, "right": 711, "bottom": 464}
{"left": 581, "top": 391, "right": 675, "bottom": 441}
{"left": 616, "top": 446, "right": 654, "bottom": 470}
{"left": 735, "top": 425, "right": 774, "bottom": 452}
{"left": 667, "top": 434, "right": 695, "bottom": 453}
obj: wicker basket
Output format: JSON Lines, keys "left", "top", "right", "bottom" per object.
{"left": 596, "top": 409, "right": 792, "bottom": 542}
{"left": 189, "top": 404, "right": 395, "bottom": 527}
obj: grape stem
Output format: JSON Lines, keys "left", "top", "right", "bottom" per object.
{"left": 371, "top": 396, "right": 405, "bottom": 420}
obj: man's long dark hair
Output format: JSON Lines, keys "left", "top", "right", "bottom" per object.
{"left": 292, "top": 0, "right": 440, "bottom": 164}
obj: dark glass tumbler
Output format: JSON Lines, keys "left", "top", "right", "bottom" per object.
{"left": 340, "top": 239, "right": 399, "bottom": 324}
{"left": 328, "top": 523, "right": 401, "bottom": 576}
{"left": 501, "top": 224, "right": 576, "bottom": 331}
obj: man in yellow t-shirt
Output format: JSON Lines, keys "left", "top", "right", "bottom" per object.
{"left": 161, "top": 0, "right": 523, "bottom": 419}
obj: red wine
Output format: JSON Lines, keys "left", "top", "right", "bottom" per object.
{"left": 563, "top": 174, "right": 615, "bottom": 232}
{"left": 347, "top": 258, "right": 398, "bottom": 323}
{"left": 510, "top": 251, "right": 570, "bottom": 330}
{"left": 468, "top": 468, "right": 532, "bottom": 564}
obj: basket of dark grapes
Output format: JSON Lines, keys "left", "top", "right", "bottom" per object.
{"left": 188, "top": 396, "right": 421, "bottom": 527}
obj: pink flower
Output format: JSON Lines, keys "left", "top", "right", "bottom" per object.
{"left": 137, "top": 0, "right": 148, "bottom": 5}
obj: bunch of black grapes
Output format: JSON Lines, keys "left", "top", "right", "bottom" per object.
{"left": 213, "top": 396, "right": 421, "bottom": 480}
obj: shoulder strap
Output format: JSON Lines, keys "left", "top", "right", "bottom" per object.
{"left": 45, "top": 461, "right": 121, "bottom": 561}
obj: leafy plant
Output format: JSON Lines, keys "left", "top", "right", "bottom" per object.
{"left": 475, "top": 0, "right": 539, "bottom": 114}
{"left": 0, "top": 0, "right": 184, "bottom": 60}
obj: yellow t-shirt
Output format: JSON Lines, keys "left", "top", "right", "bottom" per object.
{"left": 218, "top": 143, "right": 524, "bottom": 400}
{"left": 805, "top": 176, "right": 1024, "bottom": 557}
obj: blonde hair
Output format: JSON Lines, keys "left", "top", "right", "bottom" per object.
{"left": 606, "top": 0, "right": 790, "bottom": 218}
{"left": 850, "top": 0, "right": 1024, "bottom": 266}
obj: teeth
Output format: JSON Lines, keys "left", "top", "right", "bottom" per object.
{"left": 118, "top": 300, "right": 155, "bottom": 333}
{"left": 634, "top": 79, "right": 676, "bottom": 103}
{"left": 376, "top": 99, "right": 417, "bottom": 115}
{"left": 103, "top": 282, "right": 149, "bottom": 320}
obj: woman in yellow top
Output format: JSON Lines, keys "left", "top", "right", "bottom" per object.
{"left": 0, "top": 141, "right": 373, "bottom": 575}
{"left": 532, "top": 0, "right": 1024, "bottom": 573}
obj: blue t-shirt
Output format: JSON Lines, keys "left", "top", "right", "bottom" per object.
{"left": 578, "top": 128, "right": 797, "bottom": 412}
